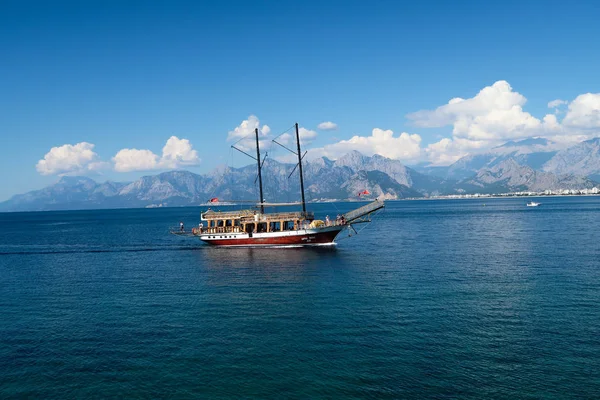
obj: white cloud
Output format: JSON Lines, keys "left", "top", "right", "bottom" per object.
{"left": 408, "top": 81, "right": 600, "bottom": 165}
{"left": 407, "top": 81, "right": 543, "bottom": 142}
{"left": 113, "top": 149, "right": 159, "bottom": 172}
{"left": 548, "top": 99, "right": 567, "bottom": 108}
{"left": 36, "top": 142, "right": 106, "bottom": 175}
{"left": 408, "top": 81, "right": 528, "bottom": 129}
{"left": 272, "top": 127, "right": 319, "bottom": 162}
{"left": 160, "top": 136, "right": 200, "bottom": 168}
{"left": 226, "top": 115, "right": 274, "bottom": 155}
{"left": 113, "top": 136, "right": 201, "bottom": 172}
{"left": 562, "top": 93, "right": 600, "bottom": 128}
{"left": 299, "top": 127, "right": 318, "bottom": 145}
{"left": 227, "top": 115, "right": 270, "bottom": 141}
{"left": 425, "top": 137, "right": 488, "bottom": 165}
{"left": 317, "top": 121, "right": 338, "bottom": 131}
{"left": 307, "top": 128, "right": 422, "bottom": 162}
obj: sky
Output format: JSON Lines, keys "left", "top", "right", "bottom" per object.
{"left": 1, "top": 0, "right": 600, "bottom": 200}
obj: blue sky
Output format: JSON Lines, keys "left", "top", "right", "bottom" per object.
{"left": 2, "top": 0, "right": 600, "bottom": 200}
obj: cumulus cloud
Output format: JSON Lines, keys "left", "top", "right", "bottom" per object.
{"left": 407, "top": 81, "right": 543, "bottom": 142}
{"left": 425, "top": 137, "right": 488, "bottom": 166}
{"left": 299, "top": 127, "right": 318, "bottom": 143}
{"left": 38, "top": 136, "right": 202, "bottom": 175}
{"left": 562, "top": 93, "right": 600, "bottom": 128}
{"left": 36, "top": 142, "right": 107, "bottom": 175}
{"left": 317, "top": 121, "right": 338, "bottom": 131}
{"left": 277, "top": 127, "right": 318, "bottom": 148}
{"left": 307, "top": 128, "right": 422, "bottom": 162}
{"left": 227, "top": 115, "right": 270, "bottom": 141}
{"left": 408, "top": 81, "right": 600, "bottom": 165}
{"left": 160, "top": 136, "right": 200, "bottom": 168}
{"left": 113, "top": 149, "right": 159, "bottom": 172}
{"left": 112, "top": 136, "right": 201, "bottom": 172}
{"left": 226, "top": 115, "right": 275, "bottom": 155}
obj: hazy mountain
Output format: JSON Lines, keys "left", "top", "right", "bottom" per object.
{"left": 542, "top": 138, "right": 600, "bottom": 178}
{"left": 464, "top": 159, "right": 597, "bottom": 193}
{"left": 333, "top": 151, "right": 454, "bottom": 195}
{"left": 334, "top": 151, "right": 413, "bottom": 186}
{"left": 0, "top": 154, "right": 431, "bottom": 211}
{"left": 429, "top": 138, "right": 561, "bottom": 180}
{"left": 1, "top": 147, "right": 599, "bottom": 212}
{"left": 410, "top": 163, "right": 450, "bottom": 179}
{"left": 1, "top": 176, "right": 129, "bottom": 211}
{"left": 341, "top": 170, "right": 422, "bottom": 199}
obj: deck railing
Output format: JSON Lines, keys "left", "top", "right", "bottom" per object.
{"left": 199, "top": 226, "right": 243, "bottom": 234}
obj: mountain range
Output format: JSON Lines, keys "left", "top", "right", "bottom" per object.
{"left": 2, "top": 137, "right": 600, "bottom": 212}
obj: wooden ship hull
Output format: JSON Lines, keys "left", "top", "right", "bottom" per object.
{"left": 197, "top": 225, "right": 344, "bottom": 247}
{"left": 192, "top": 200, "right": 384, "bottom": 247}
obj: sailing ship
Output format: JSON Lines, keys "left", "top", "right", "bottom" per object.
{"left": 176, "top": 123, "right": 384, "bottom": 247}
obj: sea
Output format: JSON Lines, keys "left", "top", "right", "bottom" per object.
{"left": 1, "top": 196, "right": 600, "bottom": 398}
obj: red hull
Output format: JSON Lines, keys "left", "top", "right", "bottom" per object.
{"left": 201, "top": 227, "right": 343, "bottom": 246}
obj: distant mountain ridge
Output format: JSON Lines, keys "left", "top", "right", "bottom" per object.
{"left": 417, "top": 137, "right": 600, "bottom": 182}
{"left": 0, "top": 153, "right": 434, "bottom": 211}
{"left": 2, "top": 144, "right": 600, "bottom": 212}
{"left": 463, "top": 159, "right": 596, "bottom": 193}
{"left": 541, "top": 138, "right": 600, "bottom": 178}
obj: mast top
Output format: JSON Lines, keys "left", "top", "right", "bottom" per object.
{"left": 271, "top": 122, "right": 308, "bottom": 216}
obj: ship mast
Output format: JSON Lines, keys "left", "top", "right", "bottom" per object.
{"left": 230, "top": 128, "right": 266, "bottom": 214}
{"left": 295, "top": 123, "right": 307, "bottom": 214}
{"left": 255, "top": 128, "right": 265, "bottom": 214}
{"left": 271, "top": 122, "right": 309, "bottom": 216}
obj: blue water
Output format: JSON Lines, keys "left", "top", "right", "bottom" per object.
{"left": 1, "top": 197, "right": 600, "bottom": 398}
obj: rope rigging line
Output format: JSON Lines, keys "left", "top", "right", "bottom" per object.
{"left": 271, "top": 124, "right": 296, "bottom": 142}
{"left": 230, "top": 129, "right": 258, "bottom": 146}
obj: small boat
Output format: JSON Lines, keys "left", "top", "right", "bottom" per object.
{"left": 526, "top": 201, "right": 541, "bottom": 207}
{"left": 172, "top": 123, "right": 385, "bottom": 247}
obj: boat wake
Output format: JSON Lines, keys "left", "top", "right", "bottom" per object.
{"left": 0, "top": 242, "right": 342, "bottom": 255}
{"left": 0, "top": 245, "right": 202, "bottom": 256}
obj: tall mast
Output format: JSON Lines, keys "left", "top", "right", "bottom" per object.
{"left": 255, "top": 128, "right": 265, "bottom": 214}
{"left": 295, "top": 123, "right": 307, "bottom": 214}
